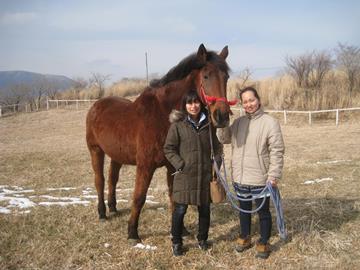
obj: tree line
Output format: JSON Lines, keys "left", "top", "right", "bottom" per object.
{"left": 285, "top": 43, "right": 360, "bottom": 95}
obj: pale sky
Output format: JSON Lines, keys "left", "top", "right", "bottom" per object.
{"left": 0, "top": 0, "right": 359, "bottom": 82}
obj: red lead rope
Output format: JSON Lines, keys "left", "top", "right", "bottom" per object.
{"left": 200, "top": 84, "right": 238, "bottom": 106}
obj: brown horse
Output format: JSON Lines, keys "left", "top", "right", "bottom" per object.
{"left": 86, "top": 44, "right": 231, "bottom": 242}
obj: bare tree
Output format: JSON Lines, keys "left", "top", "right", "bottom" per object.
{"left": 285, "top": 50, "right": 333, "bottom": 89}
{"left": 236, "top": 67, "right": 253, "bottom": 89}
{"left": 309, "top": 50, "right": 333, "bottom": 88}
{"left": 89, "top": 73, "right": 111, "bottom": 98}
{"left": 285, "top": 52, "right": 314, "bottom": 88}
{"left": 70, "top": 77, "right": 88, "bottom": 99}
{"left": 31, "top": 79, "right": 54, "bottom": 110}
{"left": 335, "top": 43, "right": 360, "bottom": 94}
{"left": 0, "top": 84, "right": 31, "bottom": 111}
{"left": 72, "top": 76, "right": 88, "bottom": 89}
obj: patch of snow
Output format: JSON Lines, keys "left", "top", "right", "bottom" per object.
{"left": 81, "top": 195, "right": 98, "bottom": 199}
{"left": 0, "top": 188, "right": 34, "bottom": 195}
{"left": 133, "top": 243, "right": 157, "bottom": 251}
{"left": 39, "top": 195, "right": 82, "bottom": 201}
{"left": 0, "top": 207, "right": 11, "bottom": 214}
{"left": 145, "top": 200, "right": 159, "bottom": 205}
{"left": 38, "top": 200, "right": 90, "bottom": 206}
{"left": 47, "top": 187, "right": 76, "bottom": 191}
{"left": 316, "top": 160, "right": 351, "bottom": 165}
{"left": 4, "top": 197, "right": 36, "bottom": 208}
{"left": 304, "top": 177, "right": 333, "bottom": 185}
{"left": 18, "top": 210, "right": 31, "bottom": 214}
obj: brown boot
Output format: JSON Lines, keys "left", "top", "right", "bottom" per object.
{"left": 235, "top": 236, "right": 252, "bottom": 253}
{"left": 255, "top": 242, "right": 271, "bottom": 259}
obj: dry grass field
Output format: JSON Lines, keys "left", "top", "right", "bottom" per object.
{"left": 1, "top": 107, "right": 360, "bottom": 270}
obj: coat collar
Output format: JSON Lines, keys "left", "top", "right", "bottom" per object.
{"left": 246, "top": 106, "right": 264, "bottom": 120}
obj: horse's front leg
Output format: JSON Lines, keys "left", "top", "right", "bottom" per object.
{"left": 127, "top": 164, "right": 156, "bottom": 243}
{"left": 166, "top": 167, "right": 175, "bottom": 212}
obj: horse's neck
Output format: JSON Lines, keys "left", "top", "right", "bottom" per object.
{"left": 155, "top": 76, "right": 196, "bottom": 114}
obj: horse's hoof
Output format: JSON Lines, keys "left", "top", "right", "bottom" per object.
{"left": 99, "top": 216, "right": 107, "bottom": 222}
{"left": 108, "top": 211, "right": 117, "bottom": 218}
{"left": 128, "top": 238, "right": 141, "bottom": 246}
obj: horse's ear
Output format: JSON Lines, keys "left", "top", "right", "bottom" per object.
{"left": 197, "top": 44, "right": 207, "bottom": 63}
{"left": 219, "top": 45, "right": 229, "bottom": 60}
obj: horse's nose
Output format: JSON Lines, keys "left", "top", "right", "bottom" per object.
{"left": 214, "top": 109, "right": 229, "bottom": 127}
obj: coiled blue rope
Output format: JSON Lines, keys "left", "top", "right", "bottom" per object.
{"left": 213, "top": 157, "right": 287, "bottom": 240}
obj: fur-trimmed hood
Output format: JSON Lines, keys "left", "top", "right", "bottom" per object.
{"left": 169, "top": 110, "right": 185, "bottom": 123}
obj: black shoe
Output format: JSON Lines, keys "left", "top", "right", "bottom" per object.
{"left": 198, "top": 240, "right": 210, "bottom": 251}
{"left": 172, "top": 243, "right": 183, "bottom": 256}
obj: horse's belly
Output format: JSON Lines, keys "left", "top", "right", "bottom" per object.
{"left": 100, "top": 140, "right": 137, "bottom": 165}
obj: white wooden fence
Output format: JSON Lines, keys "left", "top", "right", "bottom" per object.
{"left": 0, "top": 103, "right": 38, "bottom": 116}
{"left": 46, "top": 99, "right": 98, "bottom": 110}
{"left": 231, "top": 107, "right": 360, "bottom": 126}
{"left": 1, "top": 99, "right": 360, "bottom": 126}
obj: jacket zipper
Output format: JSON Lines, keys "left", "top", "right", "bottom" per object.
{"left": 240, "top": 118, "right": 250, "bottom": 185}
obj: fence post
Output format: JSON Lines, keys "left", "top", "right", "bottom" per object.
{"left": 0, "top": 106, "right": 2, "bottom": 117}
{"left": 283, "top": 110, "right": 287, "bottom": 125}
{"left": 56, "top": 100, "right": 59, "bottom": 109}
{"left": 13, "top": 104, "right": 16, "bottom": 112}
{"left": 336, "top": 109, "right": 339, "bottom": 126}
{"left": 47, "top": 98, "right": 49, "bottom": 110}
{"left": 309, "top": 111, "right": 312, "bottom": 125}
{"left": 76, "top": 100, "right": 79, "bottom": 110}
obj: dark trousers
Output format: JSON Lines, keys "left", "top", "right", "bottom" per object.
{"left": 171, "top": 202, "right": 210, "bottom": 245}
{"left": 234, "top": 184, "right": 272, "bottom": 244}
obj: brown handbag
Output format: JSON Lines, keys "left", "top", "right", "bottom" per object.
{"left": 210, "top": 178, "right": 226, "bottom": 203}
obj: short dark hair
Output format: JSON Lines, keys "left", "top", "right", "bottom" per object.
{"left": 239, "top": 86, "right": 261, "bottom": 103}
{"left": 181, "top": 90, "right": 206, "bottom": 114}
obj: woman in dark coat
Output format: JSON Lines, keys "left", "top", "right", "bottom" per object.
{"left": 164, "top": 90, "right": 222, "bottom": 256}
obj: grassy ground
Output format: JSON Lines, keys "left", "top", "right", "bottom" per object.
{"left": 0, "top": 108, "right": 359, "bottom": 270}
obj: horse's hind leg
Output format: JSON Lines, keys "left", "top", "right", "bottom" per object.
{"left": 108, "top": 159, "right": 121, "bottom": 215}
{"left": 89, "top": 145, "right": 106, "bottom": 219}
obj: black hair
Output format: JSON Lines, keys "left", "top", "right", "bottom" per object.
{"left": 181, "top": 90, "right": 207, "bottom": 115}
{"left": 239, "top": 86, "right": 261, "bottom": 103}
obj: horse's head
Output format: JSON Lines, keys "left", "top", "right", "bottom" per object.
{"left": 195, "top": 44, "right": 233, "bottom": 128}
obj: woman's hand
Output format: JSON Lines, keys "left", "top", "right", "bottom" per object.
{"left": 267, "top": 177, "right": 278, "bottom": 187}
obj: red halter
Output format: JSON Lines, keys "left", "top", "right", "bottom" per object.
{"left": 199, "top": 84, "right": 238, "bottom": 106}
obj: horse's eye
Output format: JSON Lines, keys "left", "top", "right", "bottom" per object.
{"left": 204, "top": 75, "right": 209, "bottom": 79}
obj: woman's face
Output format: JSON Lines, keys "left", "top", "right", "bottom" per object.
{"left": 186, "top": 99, "right": 201, "bottom": 119}
{"left": 241, "top": 91, "right": 260, "bottom": 114}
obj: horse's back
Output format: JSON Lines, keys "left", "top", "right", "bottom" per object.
{"left": 86, "top": 96, "right": 138, "bottom": 164}
{"left": 86, "top": 96, "right": 133, "bottom": 133}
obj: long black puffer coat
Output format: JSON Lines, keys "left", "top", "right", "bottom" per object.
{"left": 164, "top": 110, "right": 222, "bottom": 205}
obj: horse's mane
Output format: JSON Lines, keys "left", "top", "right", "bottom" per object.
{"left": 150, "top": 51, "right": 230, "bottom": 88}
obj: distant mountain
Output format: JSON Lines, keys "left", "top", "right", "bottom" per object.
{"left": 0, "top": 70, "right": 76, "bottom": 95}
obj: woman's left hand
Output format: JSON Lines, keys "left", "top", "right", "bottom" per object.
{"left": 267, "top": 177, "right": 278, "bottom": 187}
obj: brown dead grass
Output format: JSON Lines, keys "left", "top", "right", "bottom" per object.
{"left": 0, "top": 108, "right": 359, "bottom": 269}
